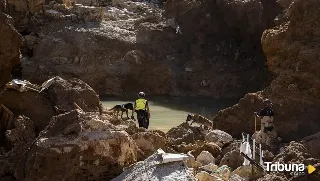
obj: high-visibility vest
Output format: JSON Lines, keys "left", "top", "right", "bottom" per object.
{"left": 135, "top": 98, "right": 147, "bottom": 110}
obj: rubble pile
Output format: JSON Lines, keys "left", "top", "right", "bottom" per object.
{"left": 21, "top": 110, "right": 138, "bottom": 181}
{"left": 0, "top": 76, "right": 319, "bottom": 181}
{"left": 213, "top": 0, "right": 320, "bottom": 142}
{"left": 0, "top": 76, "right": 102, "bottom": 133}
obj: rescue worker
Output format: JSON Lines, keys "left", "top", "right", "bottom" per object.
{"left": 131, "top": 92, "right": 150, "bottom": 129}
{"left": 254, "top": 99, "right": 275, "bottom": 147}
{"left": 255, "top": 99, "right": 274, "bottom": 132}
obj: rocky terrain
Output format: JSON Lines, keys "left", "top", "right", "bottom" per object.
{"left": 0, "top": 12, "right": 21, "bottom": 88}
{"left": 2, "top": 0, "right": 282, "bottom": 98}
{"left": 213, "top": 0, "right": 320, "bottom": 142}
{"left": 1, "top": 0, "right": 320, "bottom": 180}
{"left": 0, "top": 77, "right": 318, "bottom": 180}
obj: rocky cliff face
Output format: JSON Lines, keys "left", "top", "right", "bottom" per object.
{"left": 0, "top": 12, "right": 21, "bottom": 88}
{"left": 213, "top": 0, "right": 320, "bottom": 141}
{"left": 6, "top": 0, "right": 281, "bottom": 98}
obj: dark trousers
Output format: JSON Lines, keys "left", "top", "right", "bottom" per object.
{"left": 136, "top": 110, "right": 148, "bottom": 129}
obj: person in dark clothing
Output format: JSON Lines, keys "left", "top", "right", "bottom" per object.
{"left": 131, "top": 92, "right": 150, "bottom": 129}
{"left": 255, "top": 99, "right": 274, "bottom": 133}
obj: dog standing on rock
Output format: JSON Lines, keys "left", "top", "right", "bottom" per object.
{"left": 186, "top": 114, "right": 213, "bottom": 130}
{"left": 109, "top": 103, "right": 134, "bottom": 118}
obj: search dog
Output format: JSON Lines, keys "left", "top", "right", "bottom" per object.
{"left": 186, "top": 114, "right": 213, "bottom": 130}
{"left": 109, "top": 103, "right": 134, "bottom": 118}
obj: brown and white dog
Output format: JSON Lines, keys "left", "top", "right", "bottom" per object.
{"left": 186, "top": 114, "right": 213, "bottom": 130}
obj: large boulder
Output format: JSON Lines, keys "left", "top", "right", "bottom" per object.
{"left": 213, "top": 0, "right": 320, "bottom": 141}
{"left": 21, "top": 110, "right": 138, "bottom": 181}
{"left": 0, "top": 115, "right": 36, "bottom": 179}
{"left": 213, "top": 93, "right": 263, "bottom": 139}
{"left": 196, "top": 151, "right": 215, "bottom": 166}
{"left": 205, "top": 130, "right": 233, "bottom": 146}
{"left": 0, "top": 90, "right": 56, "bottom": 133}
{"left": 0, "top": 77, "right": 102, "bottom": 133}
{"left": 219, "top": 149, "right": 244, "bottom": 170}
{"left": 166, "top": 122, "right": 207, "bottom": 145}
{"left": 5, "top": 0, "right": 45, "bottom": 32}
{"left": 191, "top": 142, "right": 222, "bottom": 158}
{"left": 132, "top": 131, "right": 167, "bottom": 158}
{"left": 47, "top": 76, "right": 103, "bottom": 113}
{"left": 0, "top": 13, "right": 21, "bottom": 87}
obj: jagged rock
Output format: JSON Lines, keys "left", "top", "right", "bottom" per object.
{"left": 263, "top": 142, "right": 320, "bottom": 180}
{"left": 199, "top": 163, "right": 219, "bottom": 173}
{"left": 232, "top": 165, "right": 264, "bottom": 181}
{"left": 166, "top": 122, "right": 206, "bottom": 145}
{"left": 118, "top": 120, "right": 139, "bottom": 135}
{"left": 213, "top": 0, "right": 320, "bottom": 141}
{"left": 214, "top": 165, "right": 232, "bottom": 180}
{"left": 221, "top": 141, "right": 241, "bottom": 155}
{"left": 0, "top": 13, "right": 21, "bottom": 87}
{"left": 0, "top": 77, "right": 103, "bottom": 132}
{"left": 0, "top": 115, "right": 36, "bottom": 179}
{"left": 72, "top": 4, "right": 104, "bottom": 22}
{"left": 263, "top": 150, "right": 275, "bottom": 162}
{"left": 4, "top": 116, "right": 35, "bottom": 150}
{"left": 273, "top": 142, "right": 316, "bottom": 164}
{"left": 21, "top": 0, "right": 281, "bottom": 98}
{"left": 186, "top": 159, "right": 201, "bottom": 170}
{"left": 196, "top": 171, "right": 223, "bottom": 181}
{"left": 196, "top": 151, "right": 215, "bottom": 166}
{"left": 112, "top": 150, "right": 196, "bottom": 181}
{"left": 21, "top": 110, "right": 138, "bottom": 181}
{"left": 219, "top": 150, "right": 244, "bottom": 170}
{"left": 175, "top": 142, "right": 199, "bottom": 154}
{"left": 132, "top": 131, "right": 166, "bottom": 158}
{"left": 5, "top": 0, "right": 45, "bottom": 32}
{"left": 205, "top": 130, "right": 233, "bottom": 145}
{"left": 47, "top": 76, "right": 103, "bottom": 113}
{"left": 192, "top": 142, "right": 222, "bottom": 158}
{"left": 0, "top": 90, "right": 56, "bottom": 133}
{"left": 150, "top": 129, "right": 166, "bottom": 138}
{"left": 302, "top": 132, "right": 320, "bottom": 159}
{"left": 213, "top": 93, "right": 264, "bottom": 139}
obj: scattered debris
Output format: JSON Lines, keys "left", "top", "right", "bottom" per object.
{"left": 112, "top": 149, "right": 196, "bottom": 181}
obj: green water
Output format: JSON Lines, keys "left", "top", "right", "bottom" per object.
{"left": 102, "top": 96, "right": 236, "bottom": 132}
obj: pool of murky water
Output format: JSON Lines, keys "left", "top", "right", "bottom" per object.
{"left": 102, "top": 96, "right": 236, "bottom": 132}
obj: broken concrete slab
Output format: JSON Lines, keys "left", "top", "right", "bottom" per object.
{"left": 112, "top": 149, "right": 196, "bottom": 181}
